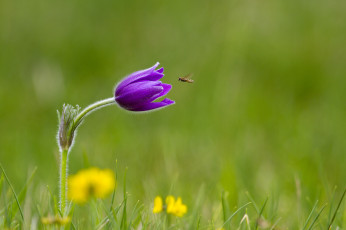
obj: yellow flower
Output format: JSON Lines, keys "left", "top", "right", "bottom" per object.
{"left": 153, "top": 196, "right": 163, "bottom": 213}
{"left": 173, "top": 197, "right": 187, "bottom": 217}
{"left": 153, "top": 195, "right": 188, "bottom": 217}
{"left": 68, "top": 167, "right": 116, "bottom": 204}
{"left": 165, "top": 195, "right": 176, "bottom": 214}
{"left": 41, "top": 216, "right": 71, "bottom": 226}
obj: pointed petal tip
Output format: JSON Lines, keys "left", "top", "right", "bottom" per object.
{"left": 130, "top": 98, "right": 175, "bottom": 111}
{"left": 156, "top": 67, "right": 164, "bottom": 74}
{"left": 115, "top": 62, "right": 162, "bottom": 94}
{"left": 153, "top": 62, "right": 160, "bottom": 69}
{"left": 162, "top": 98, "right": 175, "bottom": 105}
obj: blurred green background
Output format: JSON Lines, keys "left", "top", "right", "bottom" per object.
{"left": 0, "top": 0, "right": 345, "bottom": 227}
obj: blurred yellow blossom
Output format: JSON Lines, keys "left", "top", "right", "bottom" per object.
{"left": 166, "top": 196, "right": 187, "bottom": 217}
{"left": 153, "top": 195, "right": 187, "bottom": 217}
{"left": 153, "top": 196, "right": 163, "bottom": 213}
{"left": 174, "top": 197, "right": 188, "bottom": 217}
{"left": 41, "top": 216, "right": 71, "bottom": 226}
{"left": 165, "top": 195, "right": 176, "bottom": 213}
{"left": 68, "top": 167, "right": 116, "bottom": 204}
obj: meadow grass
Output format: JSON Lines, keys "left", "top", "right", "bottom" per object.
{"left": 0, "top": 162, "right": 345, "bottom": 229}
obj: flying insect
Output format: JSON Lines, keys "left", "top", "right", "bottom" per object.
{"left": 178, "top": 73, "right": 194, "bottom": 83}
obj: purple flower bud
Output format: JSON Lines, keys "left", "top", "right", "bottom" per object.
{"left": 114, "top": 62, "right": 175, "bottom": 111}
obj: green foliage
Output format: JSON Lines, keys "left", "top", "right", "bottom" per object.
{"left": 1, "top": 165, "right": 344, "bottom": 229}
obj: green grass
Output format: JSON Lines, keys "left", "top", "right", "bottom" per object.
{"left": 1, "top": 0, "right": 346, "bottom": 228}
{"left": 0, "top": 163, "right": 345, "bottom": 229}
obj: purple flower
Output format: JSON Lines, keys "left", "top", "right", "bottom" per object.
{"left": 114, "top": 62, "right": 175, "bottom": 111}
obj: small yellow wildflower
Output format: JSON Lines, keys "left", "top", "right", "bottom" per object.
{"left": 68, "top": 167, "right": 116, "bottom": 204}
{"left": 173, "top": 197, "right": 187, "bottom": 217}
{"left": 153, "top": 195, "right": 187, "bottom": 217}
{"left": 153, "top": 196, "right": 163, "bottom": 213}
{"left": 165, "top": 195, "right": 176, "bottom": 214}
{"left": 41, "top": 216, "right": 71, "bottom": 226}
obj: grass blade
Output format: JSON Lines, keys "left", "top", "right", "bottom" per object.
{"left": 259, "top": 197, "right": 269, "bottom": 217}
{"left": 196, "top": 215, "right": 201, "bottom": 230}
{"left": 0, "top": 163, "right": 24, "bottom": 221}
{"left": 222, "top": 202, "right": 252, "bottom": 227}
{"left": 0, "top": 173, "right": 4, "bottom": 198}
{"left": 96, "top": 216, "right": 110, "bottom": 230}
{"left": 106, "top": 159, "right": 118, "bottom": 229}
{"left": 187, "top": 185, "right": 205, "bottom": 230}
{"left": 120, "top": 167, "right": 128, "bottom": 230}
{"left": 255, "top": 197, "right": 268, "bottom": 230}
{"left": 245, "top": 191, "right": 259, "bottom": 214}
{"left": 307, "top": 203, "right": 327, "bottom": 230}
{"left": 328, "top": 188, "right": 346, "bottom": 230}
{"left": 109, "top": 159, "right": 118, "bottom": 212}
{"left": 3, "top": 190, "right": 12, "bottom": 228}
{"left": 327, "top": 186, "right": 337, "bottom": 223}
{"left": 127, "top": 200, "right": 141, "bottom": 229}
{"left": 10, "top": 167, "right": 37, "bottom": 217}
{"left": 238, "top": 212, "right": 251, "bottom": 230}
{"left": 221, "top": 191, "right": 230, "bottom": 229}
{"left": 270, "top": 217, "right": 281, "bottom": 230}
{"left": 302, "top": 200, "right": 318, "bottom": 230}
{"left": 96, "top": 219, "right": 110, "bottom": 230}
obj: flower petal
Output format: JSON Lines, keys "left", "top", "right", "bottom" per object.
{"left": 147, "top": 83, "right": 172, "bottom": 102}
{"left": 134, "top": 70, "right": 164, "bottom": 84}
{"left": 115, "top": 81, "right": 164, "bottom": 110}
{"left": 156, "top": 83, "right": 172, "bottom": 98}
{"left": 115, "top": 62, "right": 160, "bottom": 96}
{"left": 156, "top": 67, "right": 164, "bottom": 74}
{"left": 153, "top": 196, "right": 163, "bottom": 213}
{"left": 131, "top": 98, "right": 175, "bottom": 111}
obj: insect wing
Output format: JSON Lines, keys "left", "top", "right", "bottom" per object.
{"left": 179, "top": 73, "right": 194, "bottom": 83}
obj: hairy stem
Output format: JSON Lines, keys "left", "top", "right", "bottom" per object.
{"left": 60, "top": 149, "right": 68, "bottom": 215}
{"left": 73, "top": 98, "right": 115, "bottom": 129}
{"left": 58, "top": 97, "right": 115, "bottom": 215}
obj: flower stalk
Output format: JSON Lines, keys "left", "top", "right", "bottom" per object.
{"left": 57, "top": 99, "right": 115, "bottom": 215}
{"left": 73, "top": 98, "right": 115, "bottom": 129}
{"left": 60, "top": 149, "right": 68, "bottom": 214}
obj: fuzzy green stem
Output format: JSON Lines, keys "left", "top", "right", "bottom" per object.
{"left": 73, "top": 98, "right": 115, "bottom": 129}
{"left": 58, "top": 98, "right": 115, "bottom": 215}
{"left": 60, "top": 149, "right": 68, "bottom": 215}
